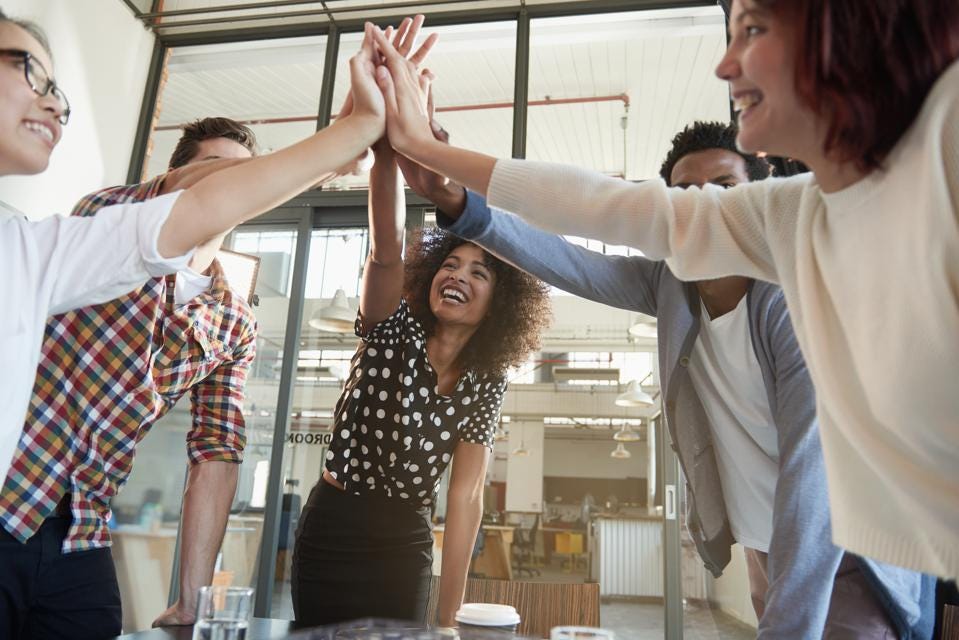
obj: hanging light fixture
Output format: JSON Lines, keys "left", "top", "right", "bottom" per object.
{"left": 610, "top": 442, "right": 632, "bottom": 459}
{"left": 493, "top": 417, "right": 509, "bottom": 442}
{"left": 309, "top": 288, "right": 354, "bottom": 333}
{"left": 628, "top": 312, "right": 657, "bottom": 339}
{"left": 511, "top": 424, "right": 529, "bottom": 457}
{"left": 613, "top": 422, "right": 642, "bottom": 442}
{"left": 615, "top": 379, "right": 655, "bottom": 407}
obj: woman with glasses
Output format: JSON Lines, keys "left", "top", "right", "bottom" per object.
{"left": 369, "top": 0, "right": 959, "bottom": 585}
{"left": 0, "top": 10, "right": 397, "bottom": 503}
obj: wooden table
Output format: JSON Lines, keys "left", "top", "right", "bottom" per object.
{"left": 434, "top": 524, "right": 515, "bottom": 580}
{"left": 111, "top": 617, "right": 294, "bottom": 639}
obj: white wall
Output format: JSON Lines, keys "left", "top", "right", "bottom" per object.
{"left": 0, "top": 0, "right": 155, "bottom": 218}
{"left": 544, "top": 439, "right": 646, "bottom": 479}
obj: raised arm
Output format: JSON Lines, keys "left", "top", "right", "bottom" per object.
{"left": 358, "top": 17, "right": 438, "bottom": 327}
{"left": 437, "top": 191, "right": 664, "bottom": 317}
{"left": 373, "top": 25, "right": 797, "bottom": 285}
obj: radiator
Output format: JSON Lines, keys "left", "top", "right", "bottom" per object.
{"left": 595, "top": 518, "right": 663, "bottom": 597}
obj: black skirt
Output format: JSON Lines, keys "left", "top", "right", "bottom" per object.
{"left": 291, "top": 478, "right": 435, "bottom": 628}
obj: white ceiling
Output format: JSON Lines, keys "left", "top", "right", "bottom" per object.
{"left": 144, "top": 5, "right": 731, "bottom": 183}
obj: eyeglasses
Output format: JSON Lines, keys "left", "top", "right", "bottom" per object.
{"left": 0, "top": 48, "right": 71, "bottom": 125}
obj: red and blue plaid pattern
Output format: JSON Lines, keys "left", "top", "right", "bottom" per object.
{"left": 0, "top": 177, "right": 257, "bottom": 552}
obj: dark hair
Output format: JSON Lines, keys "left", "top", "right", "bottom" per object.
{"left": 403, "top": 229, "right": 551, "bottom": 377}
{"left": 0, "top": 7, "right": 53, "bottom": 60}
{"left": 168, "top": 117, "right": 257, "bottom": 169}
{"left": 658, "top": 121, "right": 770, "bottom": 185}
{"left": 755, "top": 0, "right": 959, "bottom": 172}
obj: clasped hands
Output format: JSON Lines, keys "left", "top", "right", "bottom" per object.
{"left": 341, "top": 15, "right": 454, "bottom": 179}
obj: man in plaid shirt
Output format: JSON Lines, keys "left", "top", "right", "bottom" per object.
{"left": 0, "top": 118, "right": 259, "bottom": 639}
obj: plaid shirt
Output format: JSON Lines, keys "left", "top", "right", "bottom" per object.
{"left": 0, "top": 176, "right": 257, "bottom": 552}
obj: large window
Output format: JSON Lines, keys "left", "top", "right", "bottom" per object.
{"left": 124, "top": 4, "right": 746, "bottom": 637}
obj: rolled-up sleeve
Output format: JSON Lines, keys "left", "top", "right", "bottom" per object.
{"left": 187, "top": 321, "right": 256, "bottom": 464}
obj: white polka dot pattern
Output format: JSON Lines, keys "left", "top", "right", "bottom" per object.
{"left": 326, "top": 301, "right": 506, "bottom": 505}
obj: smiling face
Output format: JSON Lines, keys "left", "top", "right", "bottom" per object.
{"left": 0, "top": 22, "right": 64, "bottom": 177}
{"left": 714, "top": 0, "right": 823, "bottom": 163}
{"left": 428, "top": 243, "right": 496, "bottom": 329}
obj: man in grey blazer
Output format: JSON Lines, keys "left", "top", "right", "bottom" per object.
{"left": 397, "top": 120, "right": 932, "bottom": 639}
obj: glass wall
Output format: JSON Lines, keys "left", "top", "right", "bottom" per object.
{"left": 526, "top": 7, "right": 729, "bottom": 180}
{"left": 124, "top": 3, "right": 742, "bottom": 636}
{"left": 112, "top": 224, "right": 301, "bottom": 632}
{"left": 143, "top": 36, "right": 328, "bottom": 181}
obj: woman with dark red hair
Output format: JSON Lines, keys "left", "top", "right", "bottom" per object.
{"left": 370, "top": 0, "right": 959, "bottom": 587}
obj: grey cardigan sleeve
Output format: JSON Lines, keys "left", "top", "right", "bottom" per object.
{"left": 755, "top": 290, "right": 842, "bottom": 639}
{"left": 437, "top": 191, "right": 664, "bottom": 316}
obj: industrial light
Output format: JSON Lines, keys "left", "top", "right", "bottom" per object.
{"left": 628, "top": 319, "right": 657, "bottom": 339}
{"left": 610, "top": 442, "right": 632, "bottom": 459}
{"left": 613, "top": 423, "right": 642, "bottom": 442}
{"left": 309, "top": 288, "right": 355, "bottom": 333}
{"left": 615, "top": 380, "right": 655, "bottom": 406}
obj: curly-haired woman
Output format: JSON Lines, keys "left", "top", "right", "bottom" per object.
{"left": 289, "top": 79, "right": 551, "bottom": 629}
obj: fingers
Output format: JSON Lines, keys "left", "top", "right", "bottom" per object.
{"left": 409, "top": 32, "right": 438, "bottom": 67}
{"left": 375, "top": 65, "right": 399, "bottom": 117}
{"left": 397, "top": 14, "right": 425, "bottom": 57}
{"left": 370, "top": 24, "right": 407, "bottom": 72}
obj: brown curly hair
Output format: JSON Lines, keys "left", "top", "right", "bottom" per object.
{"left": 403, "top": 228, "right": 551, "bottom": 377}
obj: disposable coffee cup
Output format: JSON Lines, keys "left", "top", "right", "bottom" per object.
{"left": 455, "top": 603, "right": 521, "bottom": 633}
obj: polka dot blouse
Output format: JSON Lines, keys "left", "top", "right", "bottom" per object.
{"left": 325, "top": 300, "right": 507, "bottom": 505}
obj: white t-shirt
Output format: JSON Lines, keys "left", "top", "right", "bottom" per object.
{"left": 0, "top": 192, "right": 191, "bottom": 484}
{"left": 174, "top": 266, "right": 213, "bottom": 306}
{"left": 688, "top": 297, "right": 779, "bottom": 552}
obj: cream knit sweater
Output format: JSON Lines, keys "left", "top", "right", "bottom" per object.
{"left": 488, "top": 61, "right": 959, "bottom": 578}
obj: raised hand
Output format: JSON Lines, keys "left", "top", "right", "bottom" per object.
{"left": 372, "top": 16, "right": 438, "bottom": 157}
{"left": 347, "top": 24, "right": 388, "bottom": 139}
{"left": 395, "top": 81, "right": 461, "bottom": 205}
{"left": 370, "top": 25, "right": 438, "bottom": 156}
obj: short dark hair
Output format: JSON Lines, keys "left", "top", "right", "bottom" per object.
{"left": 167, "top": 117, "right": 257, "bottom": 169}
{"left": 0, "top": 7, "right": 53, "bottom": 60}
{"left": 403, "top": 229, "right": 552, "bottom": 377}
{"left": 658, "top": 121, "right": 770, "bottom": 185}
{"left": 755, "top": 0, "right": 959, "bottom": 172}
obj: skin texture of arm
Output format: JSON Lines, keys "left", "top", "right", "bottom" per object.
{"left": 359, "top": 17, "right": 438, "bottom": 328}
{"left": 152, "top": 461, "right": 239, "bottom": 626}
{"left": 438, "top": 441, "right": 489, "bottom": 627}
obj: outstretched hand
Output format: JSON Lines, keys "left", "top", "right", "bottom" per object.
{"left": 370, "top": 24, "right": 438, "bottom": 158}
{"left": 395, "top": 82, "right": 453, "bottom": 197}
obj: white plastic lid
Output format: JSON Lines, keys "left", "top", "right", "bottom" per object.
{"left": 455, "top": 603, "right": 521, "bottom": 626}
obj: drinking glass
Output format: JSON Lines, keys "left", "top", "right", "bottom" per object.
{"left": 192, "top": 585, "right": 254, "bottom": 640}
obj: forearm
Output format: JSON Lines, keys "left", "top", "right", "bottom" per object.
{"left": 177, "top": 461, "right": 239, "bottom": 609}
{"left": 368, "top": 153, "right": 406, "bottom": 265}
{"left": 438, "top": 491, "right": 483, "bottom": 626}
{"left": 400, "top": 139, "right": 496, "bottom": 201}
{"left": 159, "top": 113, "right": 381, "bottom": 258}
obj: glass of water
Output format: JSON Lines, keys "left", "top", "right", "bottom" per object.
{"left": 192, "top": 585, "right": 254, "bottom": 640}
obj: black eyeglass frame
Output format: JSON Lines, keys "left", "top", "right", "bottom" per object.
{"left": 0, "top": 48, "right": 71, "bottom": 125}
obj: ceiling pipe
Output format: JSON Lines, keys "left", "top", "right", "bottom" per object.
{"left": 154, "top": 92, "right": 629, "bottom": 131}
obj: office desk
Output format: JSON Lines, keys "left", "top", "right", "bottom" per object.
{"left": 434, "top": 524, "right": 515, "bottom": 580}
